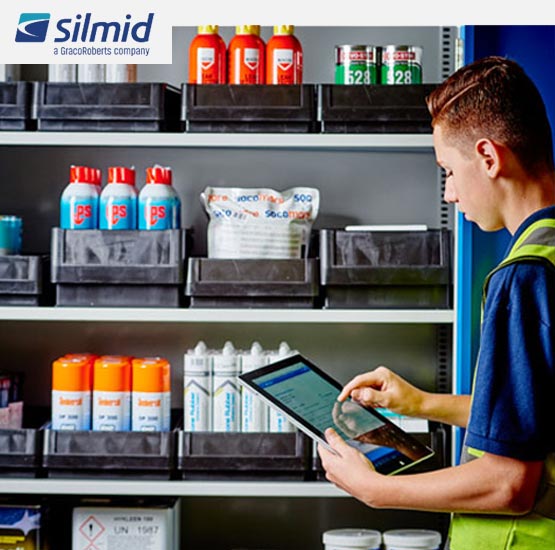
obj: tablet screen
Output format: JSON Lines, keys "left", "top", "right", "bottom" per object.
{"left": 240, "top": 354, "right": 433, "bottom": 475}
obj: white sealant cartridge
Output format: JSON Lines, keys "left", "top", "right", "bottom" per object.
{"left": 240, "top": 341, "right": 268, "bottom": 432}
{"left": 212, "top": 341, "right": 240, "bottom": 432}
{"left": 183, "top": 341, "right": 212, "bottom": 431}
{"left": 267, "top": 341, "right": 296, "bottom": 433}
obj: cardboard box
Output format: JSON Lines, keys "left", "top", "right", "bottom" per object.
{"left": 72, "top": 501, "right": 179, "bottom": 550}
{"left": 0, "top": 505, "right": 41, "bottom": 550}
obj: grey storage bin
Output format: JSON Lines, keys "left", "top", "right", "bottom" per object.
{"left": 42, "top": 427, "right": 175, "bottom": 479}
{"left": 33, "top": 82, "right": 181, "bottom": 132}
{"left": 0, "top": 255, "right": 49, "bottom": 306}
{"left": 185, "top": 258, "right": 320, "bottom": 308}
{"left": 319, "top": 229, "right": 451, "bottom": 308}
{"left": 0, "top": 82, "right": 33, "bottom": 131}
{"left": 183, "top": 84, "right": 318, "bottom": 133}
{"left": 318, "top": 84, "right": 438, "bottom": 133}
{"left": 0, "top": 427, "right": 42, "bottom": 477}
{"left": 178, "top": 431, "right": 311, "bottom": 480}
{"left": 51, "top": 228, "right": 187, "bottom": 307}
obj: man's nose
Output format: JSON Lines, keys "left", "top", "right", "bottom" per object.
{"left": 443, "top": 180, "right": 457, "bottom": 203}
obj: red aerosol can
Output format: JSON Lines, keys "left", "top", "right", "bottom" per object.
{"left": 228, "top": 25, "right": 265, "bottom": 84}
{"left": 266, "top": 25, "right": 303, "bottom": 84}
{"left": 188, "top": 25, "right": 227, "bottom": 84}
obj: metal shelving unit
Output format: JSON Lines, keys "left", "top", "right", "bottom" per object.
{"left": 0, "top": 307, "right": 454, "bottom": 324}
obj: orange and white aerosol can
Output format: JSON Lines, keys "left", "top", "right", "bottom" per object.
{"left": 188, "top": 25, "right": 227, "bottom": 84}
{"left": 228, "top": 25, "right": 265, "bottom": 84}
{"left": 266, "top": 25, "right": 303, "bottom": 84}
{"left": 131, "top": 357, "right": 171, "bottom": 432}
{"left": 51, "top": 356, "right": 92, "bottom": 431}
{"left": 92, "top": 356, "right": 132, "bottom": 431}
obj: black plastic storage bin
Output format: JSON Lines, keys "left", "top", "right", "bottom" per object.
{"left": 177, "top": 431, "right": 311, "bottom": 480}
{"left": 183, "top": 84, "right": 318, "bottom": 133}
{"left": 51, "top": 228, "right": 187, "bottom": 307}
{"left": 319, "top": 229, "right": 451, "bottom": 309}
{"left": 42, "top": 428, "right": 175, "bottom": 479}
{"left": 185, "top": 258, "right": 319, "bottom": 308}
{"left": 318, "top": 84, "right": 438, "bottom": 133}
{"left": 0, "top": 82, "right": 33, "bottom": 130}
{"left": 33, "top": 82, "right": 182, "bottom": 132}
{"left": 0, "top": 426, "right": 42, "bottom": 477}
{"left": 0, "top": 255, "right": 50, "bottom": 306}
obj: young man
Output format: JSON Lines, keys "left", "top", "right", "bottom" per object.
{"left": 318, "top": 56, "right": 555, "bottom": 550}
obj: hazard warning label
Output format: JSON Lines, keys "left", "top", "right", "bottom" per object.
{"left": 78, "top": 515, "right": 105, "bottom": 550}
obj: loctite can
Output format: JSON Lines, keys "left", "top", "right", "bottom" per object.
{"left": 266, "top": 25, "right": 303, "bottom": 85}
{"left": 228, "top": 25, "right": 265, "bottom": 85}
{"left": 335, "top": 45, "right": 379, "bottom": 85}
{"left": 93, "top": 356, "right": 132, "bottom": 431}
{"left": 139, "top": 165, "right": 181, "bottom": 230}
{"left": 99, "top": 166, "right": 138, "bottom": 230}
{"left": 189, "top": 25, "right": 227, "bottom": 84}
{"left": 381, "top": 45, "right": 423, "bottom": 85}
{"left": 60, "top": 166, "right": 100, "bottom": 230}
{"left": 51, "top": 356, "right": 92, "bottom": 431}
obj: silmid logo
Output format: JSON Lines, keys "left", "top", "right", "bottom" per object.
{"left": 15, "top": 12, "right": 153, "bottom": 44}
{"left": 16, "top": 13, "right": 51, "bottom": 42}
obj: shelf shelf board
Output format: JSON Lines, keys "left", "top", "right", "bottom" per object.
{"left": 0, "top": 479, "right": 347, "bottom": 498}
{"left": 0, "top": 132, "right": 434, "bottom": 150}
{"left": 0, "top": 307, "right": 454, "bottom": 324}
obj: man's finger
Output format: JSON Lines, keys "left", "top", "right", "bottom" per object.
{"left": 337, "top": 370, "right": 386, "bottom": 402}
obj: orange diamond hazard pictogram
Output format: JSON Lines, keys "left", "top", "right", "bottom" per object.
{"left": 79, "top": 515, "right": 105, "bottom": 549}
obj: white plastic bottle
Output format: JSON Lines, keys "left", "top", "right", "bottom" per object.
{"left": 212, "top": 341, "right": 240, "bottom": 432}
{"left": 382, "top": 529, "right": 441, "bottom": 550}
{"left": 183, "top": 341, "right": 211, "bottom": 431}
{"left": 77, "top": 64, "right": 105, "bottom": 82}
{"left": 266, "top": 341, "right": 296, "bottom": 433}
{"left": 105, "top": 64, "right": 137, "bottom": 83}
{"left": 323, "top": 529, "right": 382, "bottom": 550}
{"left": 48, "top": 64, "right": 77, "bottom": 82}
{"left": 240, "top": 342, "right": 268, "bottom": 432}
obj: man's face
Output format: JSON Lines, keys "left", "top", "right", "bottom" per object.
{"left": 433, "top": 124, "right": 502, "bottom": 231}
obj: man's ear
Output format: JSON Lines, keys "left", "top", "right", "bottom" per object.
{"left": 475, "top": 138, "right": 502, "bottom": 178}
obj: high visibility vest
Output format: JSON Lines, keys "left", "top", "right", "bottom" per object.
{"left": 449, "top": 218, "right": 555, "bottom": 550}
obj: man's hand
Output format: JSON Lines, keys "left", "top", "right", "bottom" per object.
{"left": 317, "top": 428, "right": 382, "bottom": 507}
{"left": 338, "top": 366, "right": 426, "bottom": 418}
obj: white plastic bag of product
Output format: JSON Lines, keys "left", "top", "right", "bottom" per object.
{"left": 201, "top": 187, "right": 320, "bottom": 259}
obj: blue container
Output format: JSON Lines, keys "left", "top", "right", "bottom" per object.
{"left": 0, "top": 216, "right": 22, "bottom": 255}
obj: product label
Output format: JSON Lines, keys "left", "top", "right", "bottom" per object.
{"left": 93, "top": 390, "right": 130, "bottom": 431}
{"left": 269, "top": 408, "right": 294, "bottom": 433}
{"left": 243, "top": 48, "right": 259, "bottom": 70}
{"left": 72, "top": 508, "right": 172, "bottom": 550}
{"left": 138, "top": 198, "right": 173, "bottom": 230}
{"left": 241, "top": 389, "right": 267, "bottom": 432}
{"left": 212, "top": 375, "right": 239, "bottom": 432}
{"left": 132, "top": 391, "right": 163, "bottom": 431}
{"left": 61, "top": 197, "right": 98, "bottom": 229}
{"left": 271, "top": 48, "right": 299, "bottom": 84}
{"left": 52, "top": 389, "right": 91, "bottom": 430}
{"left": 201, "top": 186, "right": 320, "bottom": 259}
{"left": 100, "top": 197, "right": 136, "bottom": 230}
{"left": 183, "top": 373, "right": 211, "bottom": 431}
{"left": 197, "top": 47, "right": 215, "bottom": 70}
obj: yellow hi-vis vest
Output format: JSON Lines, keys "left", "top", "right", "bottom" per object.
{"left": 449, "top": 218, "right": 555, "bottom": 550}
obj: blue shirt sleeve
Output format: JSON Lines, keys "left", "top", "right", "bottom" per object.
{"left": 465, "top": 261, "right": 555, "bottom": 461}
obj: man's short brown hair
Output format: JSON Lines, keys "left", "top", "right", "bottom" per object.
{"left": 427, "top": 56, "right": 554, "bottom": 175}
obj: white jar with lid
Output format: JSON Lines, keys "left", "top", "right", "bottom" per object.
{"left": 323, "top": 529, "right": 381, "bottom": 550}
{"left": 383, "top": 529, "right": 442, "bottom": 550}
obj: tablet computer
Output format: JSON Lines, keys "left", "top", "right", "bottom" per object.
{"left": 238, "top": 353, "right": 434, "bottom": 475}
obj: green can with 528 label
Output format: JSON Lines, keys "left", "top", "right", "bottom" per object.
{"left": 381, "top": 45, "right": 423, "bottom": 85}
{"left": 335, "top": 45, "right": 379, "bottom": 85}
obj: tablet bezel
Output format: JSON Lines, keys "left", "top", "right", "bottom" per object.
{"left": 238, "top": 353, "right": 435, "bottom": 476}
